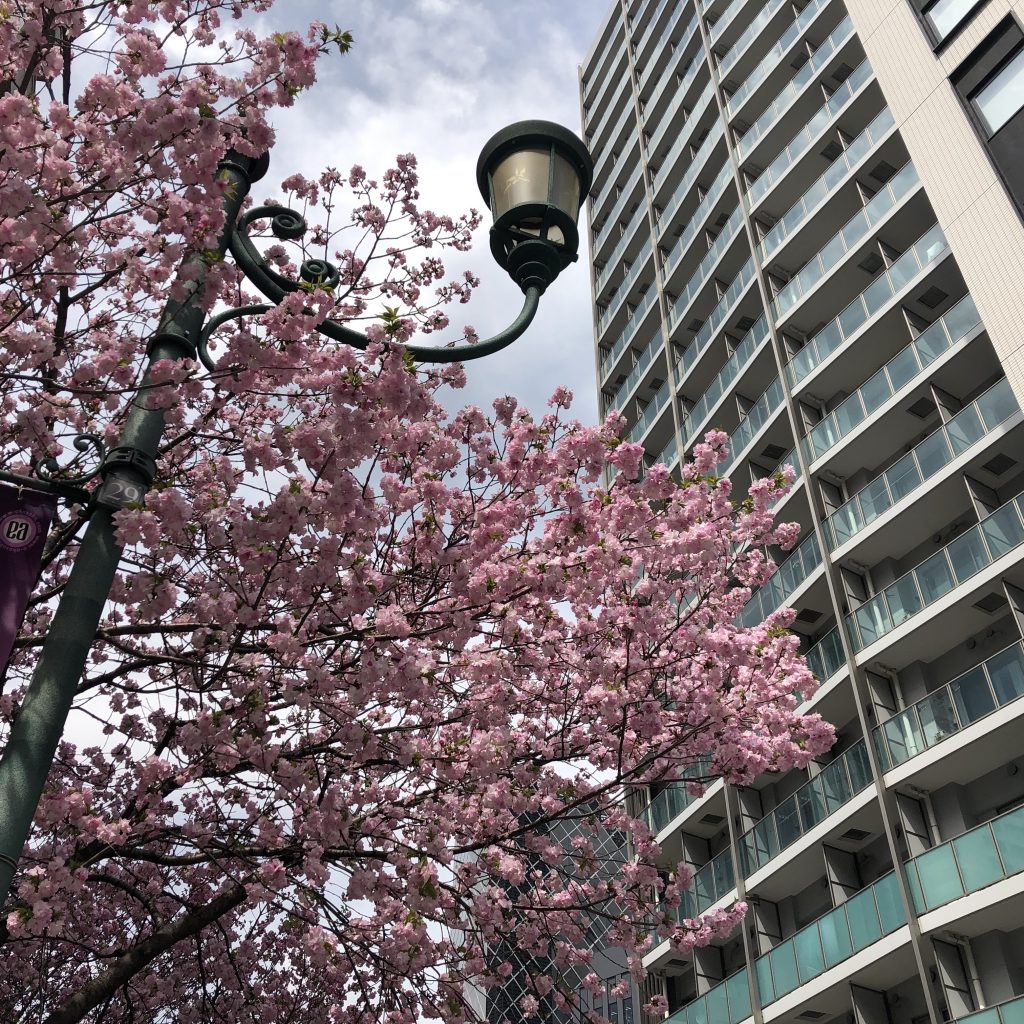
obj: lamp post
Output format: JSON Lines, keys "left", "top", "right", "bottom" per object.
{"left": 0, "top": 120, "right": 593, "bottom": 907}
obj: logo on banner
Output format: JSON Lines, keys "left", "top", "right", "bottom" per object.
{"left": 0, "top": 510, "right": 43, "bottom": 551}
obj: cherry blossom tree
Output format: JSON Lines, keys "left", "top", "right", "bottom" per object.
{"left": 0, "top": 2, "right": 833, "bottom": 1022}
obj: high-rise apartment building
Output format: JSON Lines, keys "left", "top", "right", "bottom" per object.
{"left": 579, "top": 2, "right": 1024, "bottom": 1024}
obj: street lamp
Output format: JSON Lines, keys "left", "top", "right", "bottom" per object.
{"left": 0, "top": 120, "right": 593, "bottom": 905}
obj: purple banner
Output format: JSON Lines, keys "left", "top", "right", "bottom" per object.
{"left": 0, "top": 484, "right": 57, "bottom": 674}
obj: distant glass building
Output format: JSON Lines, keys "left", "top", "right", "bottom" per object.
{"left": 580, "top": 1, "right": 1024, "bottom": 1023}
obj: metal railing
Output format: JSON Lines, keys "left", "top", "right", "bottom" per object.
{"left": 648, "top": 56, "right": 711, "bottom": 153}
{"left": 653, "top": 83, "right": 717, "bottom": 188}
{"left": 628, "top": 375, "right": 673, "bottom": 443}
{"left": 656, "top": 121, "right": 726, "bottom": 227}
{"left": 596, "top": 205, "right": 650, "bottom": 294}
{"left": 665, "top": 970, "right": 751, "bottom": 1024}
{"left": 644, "top": 11, "right": 701, "bottom": 102}
{"left": 760, "top": 107, "right": 896, "bottom": 258}
{"left": 598, "top": 240, "right": 655, "bottom": 335}
{"left": 668, "top": 208, "right": 745, "bottom": 326}
{"left": 874, "top": 640, "right": 1024, "bottom": 771}
{"left": 600, "top": 287, "right": 659, "bottom": 381}
{"left": 642, "top": 3, "right": 699, "bottom": 86}
{"left": 804, "top": 626, "right": 845, "bottom": 683}
{"left": 740, "top": 739, "right": 873, "bottom": 874}
{"left": 724, "top": 375, "right": 785, "bottom": 471}
{"left": 736, "top": 530, "right": 823, "bottom": 628}
{"left": 774, "top": 161, "right": 919, "bottom": 320}
{"left": 825, "top": 374, "right": 1015, "bottom": 551}
{"left": 659, "top": 158, "right": 733, "bottom": 249}
{"left": 849, "top": 489, "right": 1024, "bottom": 652}
{"left": 594, "top": 166, "right": 645, "bottom": 252}
{"left": 719, "top": 0, "right": 790, "bottom": 80}
{"left": 642, "top": 758, "right": 715, "bottom": 834}
{"left": 786, "top": 222, "right": 948, "bottom": 387}
{"left": 738, "top": 16, "right": 854, "bottom": 160}
{"left": 805, "top": 292, "right": 980, "bottom": 464}
{"left": 748, "top": 59, "right": 873, "bottom": 206}
{"left": 593, "top": 121, "right": 641, "bottom": 215}
{"left": 951, "top": 995, "right": 1024, "bottom": 1024}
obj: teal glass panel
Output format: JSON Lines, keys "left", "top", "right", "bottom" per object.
{"left": 854, "top": 598, "right": 889, "bottom": 649}
{"left": 817, "top": 321, "right": 844, "bottom": 358}
{"left": 835, "top": 396, "right": 866, "bottom": 435}
{"left": 904, "top": 862, "right": 926, "bottom": 914}
{"left": 726, "top": 970, "right": 751, "bottom": 1024}
{"left": 888, "top": 253, "right": 918, "bottom": 292}
{"left": 992, "top": 806, "right": 1024, "bottom": 874}
{"left": 947, "top": 528, "right": 991, "bottom": 584}
{"left": 913, "top": 843, "right": 964, "bottom": 910}
{"left": 819, "top": 907, "right": 853, "bottom": 967}
{"left": 886, "top": 346, "right": 921, "bottom": 390}
{"left": 863, "top": 275, "right": 893, "bottom": 317}
{"left": 917, "top": 688, "right": 960, "bottom": 747}
{"left": 714, "top": 851, "right": 734, "bottom": 897}
{"left": 953, "top": 825, "right": 1004, "bottom": 893}
{"left": 950, "top": 667, "right": 995, "bottom": 726}
{"left": 819, "top": 756, "right": 852, "bottom": 811}
{"left": 986, "top": 644, "right": 1024, "bottom": 705}
{"left": 873, "top": 727, "right": 892, "bottom": 771}
{"left": 873, "top": 873, "right": 907, "bottom": 932}
{"left": 848, "top": 742, "right": 873, "bottom": 789}
{"left": 887, "top": 452, "right": 922, "bottom": 501}
{"left": 795, "top": 926, "right": 825, "bottom": 982}
{"left": 845, "top": 886, "right": 882, "bottom": 949}
{"left": 882, "top": 711, "right": 921, "bottom": 766}
{"left": 915, "top": 429, "right": 953, "bottom": 477}
{"left": 1000, "top": 996, "right": 1024, "bottom": 1024}
{"left": 838, "top": 298, "right": 868, "bottom": 340}
{"left": 980, "top": 502, "right": 1024, "bottom": 558}
{"left": 830, "top": 504, "right": 859, "bottom": 546}
{"left": 946, "top": 405, "right": 985, "bottom": 455}
{"left": 916, "top": 550, "right": 956, "bottom": 603}
{"left": 799, "top": 784, "right": 826, "bottom": 831}
{"left": 978, "top": 378, "right": 1019, "bottom": 428}
{"left": 755, "top": 955, "right": 774, "bottom": 1007}
{"left": 776, "top": 797, "right": 802, "bottom": 848}
{"left": 886, "top": 574, "right": 924, "bottom": 627}
{"left": 914, "top": 321, "right": 949, "bottom": 366}
{"left": 769, "top": 941, "right": 799, "bottom": 998}
{"left": 689, "top": 995, "right": 708, "bottom": 1024}
{"left": 706, "top": 980, "right": 729, "bottom": 1024}
{"left": 858, "top": 476, "right": 893, "bottom": 523}
{"left": 965, "top": 1009, "right": 1000, "bottom": 1024}
{"left": 942, "top": 295, "right": 979, "bottom": 341}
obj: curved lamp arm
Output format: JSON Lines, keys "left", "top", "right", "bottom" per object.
{"left": 218, "top": 206, "right": 542, "bottom": 366}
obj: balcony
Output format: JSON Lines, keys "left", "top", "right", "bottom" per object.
{"left": 680, "top": 315, "right": 771, "bottom": 448}
{"left": 593, "top": 128, "right": 641, "bottom": 220}
{"left": 653, "top": 84, "right": 717, "bottom": 190}
{"left": 594, "top": 166, "right": 645, "bottom": 255}
{"left": 848, "top": 490, "right": 1024, "bottom": 653}
{"left": 655, "top": 121, "right": 726, "bottom": 223}
{"left": 649, "top": 61, "right": 713, "bottom": 159}
{"left": 711, "top": 0, "right": 745, "bottom": 43}
{"left": 726, "top": 0, "right": 834, "bottom": 118}
{"left": 595, "top": 205, "right": 649, "bottom": 297}
{"left": 659, "top": 157, "right": 733, "bottom": 252}
{"left": 747, "top": 59, "right": 874, "bottom": 208}
{"left": 737, "top": 16, "right": 855, "bottom": 162}
{"left": 644, "top": 12, "right": 701, "bottom": 112}
{"left": 739, "top": 739, "right": 873, "bottom": 875}
{"left": 682, "top": 847, "right": 737, "bottom": 918}
{"left": 657, "top": 433, "right": 681, "bottom": 473}
{"left": 719, "top": 0, "right": 790, "bottom": 81}
{"left": 676, "top": 257, "right": 757, "bottom": 382}
{"left": 760, "top": 107, "right": 897, "bottom": 259}
{"left": 607, "top": 330, "right": 663, "bottom": 414}
{"left": 598, "top": 240, "right": 655, "bottom": 337}
{"left": 804, "top": 626, "right": 846, "bottom": 684}
{"left": 722, "top": 375, "right": 785, "bottom": 473}
{"left": 786, "top": 222, "right": 948, "bottom": 389}
{"left": 804, "top": 293, "right": 982, "bottom": 465}
{"left": 736, "top": 529, "right": 823, "bottom": 629}
{"left": 825, "top": 375, "right": 1019, "bottom": 551}
{"left": 587, "top": 75, "right": 631, "bottom": 156}
{"left": 754, "top": 871, "right": 907, "bottom": 1007}
{"left": 904, "top": 802, "right": 1024, "bottom": 916}
{"left": 773, "top": 161, "right": 920, "bottom": 323}
{"left": 634, "top": 0, "right": 672, "bottom": 66}
{"left": 643, "top": 759, "right": 715, "bottom": 835}
{"left": 640, "top": 3, "right": 699, "bottom": 88}
{"left": 954, "top": 995, "right": 1024, "bottom": 1024}
{"left": 600, "top": 287, "right": 660, "bottom": 383}
{"left": 667, "top": 206, "right": 746, "bottom": 323}
{"left": 665, "top": 970, "right": 751, "bottom": 1024}
{"left": 874, "top": 641, "right": 1024, "bottom": 772}
{"left": 628, "top": 375, "right": 673, "bottom": 443}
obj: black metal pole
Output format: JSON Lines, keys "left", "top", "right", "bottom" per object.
{"left": 0, "top": 151, "right": 265, "bottom": 907}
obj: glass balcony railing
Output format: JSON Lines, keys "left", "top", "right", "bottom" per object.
{"left": 647, "top": 35, "right": 702, "bottom": 117}
{"left": 849, "top": 490, "right": 1024, "bottom": 652}
{"left": 642, "top": 4, "right": 699, "bottom": 87}
{"left": 678, "top": 257, "right": 757, "bottom": 379}
{"left": 681, "top": 847, "right": 737, "bottom": 918}
{"left": 593, "top": 127, "right": 641, "bottom": 215}
{"left": 805, "top": 293, "right": 982, "bottom": 464}
{"left": 681, "top": 315, "right": 770, "bottom": 447}
{"left": 583, "top": 30, "right": 625, "bottom": 106}
{"left": 654, "top": 84, "right": 717, "bottom": 188}
{"left": 643, "top": 758, "right": 715, "bottom": 833}
{"left": 596, "top": 206, "right": 650, "bottom": 294}
{"left": 599, "top": 240, "right": 655, "bottom": 334}
{"left": 657, "top": 432, "right": 680, "bottom": 471}
{"left": 825, "top": 375, "right": 1016, "bottom": 551}
{"left": 628, "top": 375, "right": 673, "bottom": 443}
{"left": 738, "top": 17, "right": 855, "bottom": 161}
{"left": 736, "top": 530, "right": 824, "bottom": 629}
{"left": 904, "top": 801, "right": 1024, "bottom": 915}
{"left": 787, "top": 223, "right": 948, "bottom": 388}
{"left": 726, "top": 0, "right": 832, "bottom": 117}
{"left": 720, "top": 0, "right": 789, "bottom": 79}
{"left": 953, "top": 995, "right": 1024, "bottom": 1024}
{"left": 755, "top": 872, "right": 906, "bottom": 1006}
{"left": 804, "top": 626, "right": 846, "bottom": 683}
{"left": 649, "top": 56, "right": 711, "bottom": 153}
{"left": 635, "top": 0, "right": 672, "bottom": 60}
{"left": 748, "top": 59, "right": 873, "bottom": 206}
{"left": 656, "top": 121, "right": 726, "bottom": 228}
{"left": 874, "top": 641, "right": 1024, "bottom": 772}
{"left": 669, "top": 207, "right": 745, "bottom": 322}
{"left": 740, "top": 739, "right": 873, "bottom": 875}
{"left": 608, "top": 330, "right": 663, "bottom": 412}
{"left": 660, "top": 158, "right": 733, "bottom": 251}
{"left": 774, "top": 161, "right": 919, "bottom": 321}
{"left": 601, "top": 287, "right": 659, "bottom": 381}
{"left": 595, "top": 166, "right": 645, "bottom": 252}
{"left": 665, "top": 970, "right": 751, "bottom": 1024}
{"left": 760, "top": 107, "right": 896, "bottom": 259}
{"left": 724, "top": 375, "right": 785, "bottom": 471}
{"left": 588, "top": 76, "right": 631, "bottom": 154}
{"left": 711, "top": 0, "right": 744, "bottom": 42}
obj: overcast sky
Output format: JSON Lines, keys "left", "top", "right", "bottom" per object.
{"left": 262, "top": 0, "right": 614, "bottom": 422}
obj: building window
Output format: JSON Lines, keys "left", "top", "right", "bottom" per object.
{"left": 923, "top": 0, "right": 983, "bottom": 43}
{"left": 974, "top": 46, "right": 1024, "bottom": 132}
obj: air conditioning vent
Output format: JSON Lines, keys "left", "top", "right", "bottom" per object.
{"left": 840, "top": 827, "right": 870, "bottom": 842}
{"left": 700, "top": 813, "right": 725, "bottom": 825}
{"left": 918, "top": 286, "right": 949, "bottom": 309}
{"left": 976, "top": 593, "right": 1008, "bottom": 614}
{"left": 687, "top": 318, "right": 705, "bottom": 333}
{"left": 715, "top": 212, "right": 730, "bottom": 228}
{"left": 907, "top": 397, "right": 937, "bottom": 419}
{"left": 650, "top": 377, "right": 665, "bottom": 389}
{"left": 736, "top": 315, "right": 757, "bottom": 332}
{"left": 792, "top": 52, "right": 810, "bottom": 70}
{"left": 761, "top": 443, "right": 787, "bottom": 460}
{"left": 820, "top": 140, "right": 843, "bottom": 161}
{"left": 858, "top": 252, "right": 884, "bottom": 274}
{"left": 871, "top": 159, "right": 898, "bottom": 183}
{"left": 982, "top": 453, "right": 1016, "bottom": 476}
{"left": 796, "top": 608, "right": 823, "bottom": 623}
{"left": 798, "top": 1012, "right": 827, "bottom": 1020}
{"left": 833, "top": 62, "right": 854, "bottom": 83}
